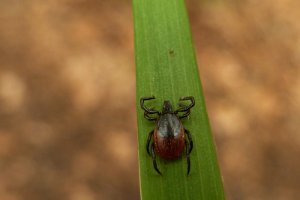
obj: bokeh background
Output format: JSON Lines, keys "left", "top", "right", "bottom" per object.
{"left": 0, "top": 0, "right": 299, "bottom": 200}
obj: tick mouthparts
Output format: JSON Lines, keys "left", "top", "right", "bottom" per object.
{"left": 162, "top": 100, "right": 173, "bottom": 113}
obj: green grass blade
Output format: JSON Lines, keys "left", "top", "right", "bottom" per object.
{"left": 133, "top": 0, "right": 225, "bottom": 199}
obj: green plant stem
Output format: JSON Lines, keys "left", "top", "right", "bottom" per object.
{"left": 133, "top": 0, "right": 225, "bottom": 199}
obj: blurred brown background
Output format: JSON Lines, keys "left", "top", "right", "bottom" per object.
{"left": 0, "top": 0, "right": 299, "bottom": 200}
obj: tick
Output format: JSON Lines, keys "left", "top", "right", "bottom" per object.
{"left": 140, "top": 96, "right": 195, "bottom": 175}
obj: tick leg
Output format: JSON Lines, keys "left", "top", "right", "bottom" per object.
{"left": 144, "top": 112, "right": 158, "bottom": 121}
{"left": 185, "top": 139, "right": 191, "bottom": 175}
{"left": 151, "top": 143, "right": 162, "bottom": 175}
{"left": 174, "top": 96, "right": 195, "bottom": 114}
{"left": 185, "top": 129, "right": 193, "bottom": 154}
{"left": 185, "top": 128, "right": 193, "bottom": 175}
{"left": 140, "top": 96, "right": 161, "bottom": 115}
{"left": 178, "top": 110, "right": 191, "bottom": 119}
{"left": 146, "top": 130, "right": 154, "bottom": 156}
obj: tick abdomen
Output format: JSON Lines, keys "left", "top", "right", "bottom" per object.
{"left": 154, "top": 114, "right": 185, "bottom": 160}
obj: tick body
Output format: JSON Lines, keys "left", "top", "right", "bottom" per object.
{"left": 154, "top": 113, "right": 185, "bottom": 160}
{"left": 140, "top": 96, "right": 195, "bottom": 175}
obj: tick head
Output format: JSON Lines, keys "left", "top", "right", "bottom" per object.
{"left": 162, "top": 100, "right": 173, "bottom": 114}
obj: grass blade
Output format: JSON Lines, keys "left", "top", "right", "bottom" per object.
{"left": 133, "top": 0, "right": 225, "bottom": 199}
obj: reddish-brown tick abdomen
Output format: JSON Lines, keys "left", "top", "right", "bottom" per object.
{"left": 153, "top": 114, "right": 185, "bottom": 160}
